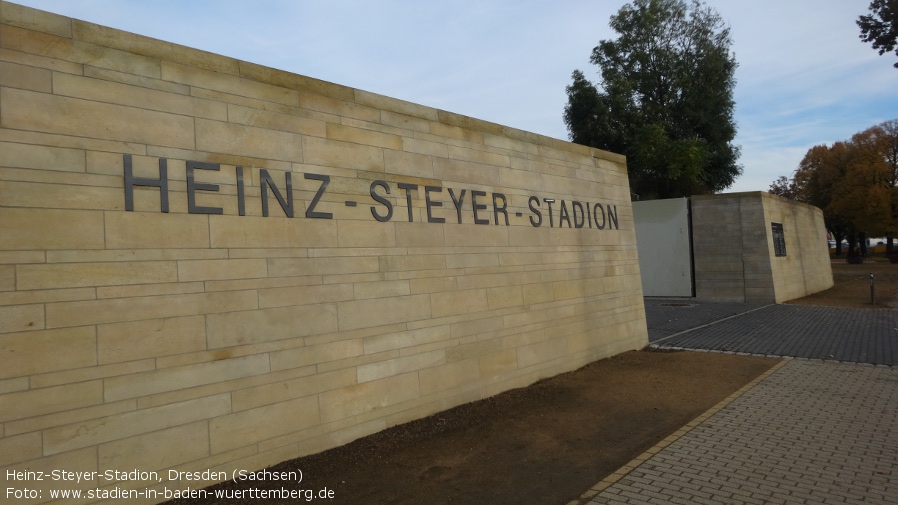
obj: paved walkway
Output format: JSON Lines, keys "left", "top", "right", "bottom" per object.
{"left": 580, "top": 300, "right": 898, "bottom": 505}
{"left": 648, "top": 301, "right": 898, "bottom": 366}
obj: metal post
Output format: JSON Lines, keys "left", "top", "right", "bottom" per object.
{"left": 870, "top": 273, "right": 875, "bottom": 305}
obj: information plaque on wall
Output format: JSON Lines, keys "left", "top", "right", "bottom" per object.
{"left": 771, "top": 222, "right": 787, "bottom": 257}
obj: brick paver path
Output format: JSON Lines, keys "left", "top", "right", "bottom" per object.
{"left": 646, "top": 301, "right": 898, "bottom": 366}
{"left": 581, "top": 301, "right": 898, "bottom": 505}
{"left": 589, "top": 359, "right": 898, "bottom": 504}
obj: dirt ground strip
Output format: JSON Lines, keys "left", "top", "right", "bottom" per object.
{"left": 165, "top": 351, "right": 778, "bottom": 505}
{"left": 164, "top": 260, "right": 890, "bottom": 505}
{"left": 788, "top": 258, "right": 898, "bottom": 308}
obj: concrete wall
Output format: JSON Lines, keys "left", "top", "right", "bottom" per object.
{"left": 0, "top": 3, "right": 647, "bottom": 502}
{"left": 691, "top": 192, "right": 832, "bottom": 303}
{"left": 632, "top": 198, "right": 693, "bottom": 297}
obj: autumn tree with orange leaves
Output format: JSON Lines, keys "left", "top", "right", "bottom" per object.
{"left": 769, "top": 119, "right": 898, "bottom": 257}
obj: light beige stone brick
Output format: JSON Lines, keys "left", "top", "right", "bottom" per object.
{"left": 380, "top": 110, "right": 431, "bottom": 133}
{"left": 432, "top": 157, "right": 500, "bottom": 187}
{"left": 43, "top": 394, "right": 231, "bottom": 455}
{"left": 327, "top": 123, "right": 402, "bottom": 151}
{"left": 0, "top": 208, "right": 104, "bottom": 250}
{"left": 303, "top": 136, "right": 384, "bottom": 172}
{"left": 337, "top": 294, "right": 432, "bottom": 331}
{"left": 1, "top": 2, "right": 73, "bottom": 37}
{"left": 362, "top": 325, "right": 450, "bottom": 355}
{"left": 427, "top": 121, "right": 484, "bottom": 144}
{"left": 401, "top": 136, "right": 448, "bottom": 158}
{"left": 1, "top": 87, "right": 194, "bottom": 148}
{"left": 319, "top": 372, "right": 420, "bottom": 423}
{"left": 336, "top": 219, "right": 396, "bottom": 248}
{"left": 516, "top": 338, "right": 568, "bottom": 369}
{"left": 177, "top": 258, "right": 267, "bottom": 282}
{"left": 0, "top": 380, "right": 102, "bottom": 422}
{"left": 258, "top": 283, "right": 353, "bottom": 309}
{"left": 418, "top": 358, "right": 480, "bottom": 396}
{"left": 16, "top": 261, "right": 177, "bottom": 290}
{"left": 0, "top": 45, "right": 83, "bottom": 77}
{"left": 227, "top": 103, "right": 326, "bottom": 137}
{"left": 97, "top": 281, "right": 205, "bottom": 299}
{"left": 268, "top": 256, "right": 379, "bottom": 277}
{"left": 446, "top": 253, "right": 500, "bottom": 269}
{"left": 352, "top": 279, "right": 410, "bottom": 300}
{"left": 0, "top": 180, "right": 125, "bottom": 212}
{"left": 355, "top": 90, "right": 438, "bottom": 121}
{"left": 0, "top": 377, "right": 28, "bottom": 395}
{"left": 161, "top": 60, "right": 298, "bottom": 106}
{"left": 104, "top": 211, "right": 211, "bottom": 249}
{"left": 0, "top": 291, "right": 95, "bottom": 314}
{"left": 231, "top": 368, "right": 356, "bottom": 412}
{"left": 300, "top": 92, "right": 379, "bottom": 122}
{"left": 357, "top": 349, "right": 445, "bottom": 383}
{"left": 0, "top": 60, "right": 51, "bottom": 93}
{"left": 0, "top": 251, "right": 44, "bottom": 265}
{"left": 0, "top": 265, "right": 12, "bottom": 292}
{"left": 238, "top": 60, "right": 353, "bottom": 100}
{"left": 206, "top": 304, "right": 339, "bottom": 348}
{"left": 447, "top": 144, "right": 510, "bottom": 167}
{"left": 30, "top": 360, "right": 156, "bottom": 391}
{"left": 83, "top": 65, "right": 190, "bottom": 95}
{"left": 0, "top": 431, "right": 42, "bottom": 466}
{"left": 383, "top": 150, "right": 435, "bottom": 182}
{"left": 378, "top": 254, "right": 446, "bottom": 272}
{"left": 53, "top": 72, "right": 228, "bottom": 121}
{"left": 210, "top": 395, "right": 319, "bottom": 454}
{"left": 446, "top": 339, "right": 501, "bottom": 363}
{"left": 209, "top": 215, "right": 338, "bottom": 248}
{"left": 269, "top": 339, "right": 364, "bottom": 372}
{"left": 479, "top": 349, "right": 518, "bottom": 378}
{"left": 0, "top": 326, "right": 95, "bottom": 379}
{"left": 450, "top": 315, "right": 505, "bottom": 339}
{"left": 104, "top": 354, "right": 269, "bottom": 401}
{"left": 196, "top": 118, "right": 303, "bottom": 162}
{"left": 0, "top": 304, "right": 44, "bottom": 334}
{"left": 394, "top": 222, "right": 446, "bottom": 247}
{"left": 99, "top": 421, "right": 209, "bottom": 473}
{"left": 430, "top": 289, "right": 488, "bottom": 318}
{"left": 443, "top": 223, "right": 509, "bottom": 247}
{"left": 46, "top": 290, "right": 258, "bottom": 328}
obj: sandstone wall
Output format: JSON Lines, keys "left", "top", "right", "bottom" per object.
{"left": 0, "top": 3, "right": 647, "bottom": 502}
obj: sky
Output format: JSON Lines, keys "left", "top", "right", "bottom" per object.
{"left": 8, "top": 0, "right": 898, "bottom": 193}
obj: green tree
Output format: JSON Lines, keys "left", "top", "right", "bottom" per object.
{"left": 564, "top": 0, "right": 741, "bottom": 200}
{"left": 858, "top": 0, "right": 898, "bottom": 68}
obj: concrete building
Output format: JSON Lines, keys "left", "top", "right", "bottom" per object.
{"left": 633, "top": 192, "right": 834, "bottom": 303}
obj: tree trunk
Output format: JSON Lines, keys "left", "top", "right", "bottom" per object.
{"left": 859, "top": 232, "right": 868, "bottom": 257}
{"left": 834, "top": 231, "right": 845, "bottom": 255}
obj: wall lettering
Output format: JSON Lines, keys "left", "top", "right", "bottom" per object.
{"left": 122, "top": 155, "right": 620, "bottom": 230}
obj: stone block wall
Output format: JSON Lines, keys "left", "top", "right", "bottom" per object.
{"left": 0, "top": 3, "right": 647, "bottom": 502}
{"left": 691, "top": 192, "right": 832, "bottom": 303}
{"left": 762, "top": 193, "right": 834, "bottom": 303}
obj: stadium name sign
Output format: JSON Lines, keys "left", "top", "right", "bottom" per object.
{"left": 123, "top": 155, "right": 620, "bottom": 230}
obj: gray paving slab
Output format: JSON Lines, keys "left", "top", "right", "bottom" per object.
{"left": 647, "top": 302, "right": 898, "bottom": 366}
{"left": 588, "top": 359, "right": 898, "bottom": 504}
{"left": 644, "top": 299, "right": 769, "bottom": 342}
